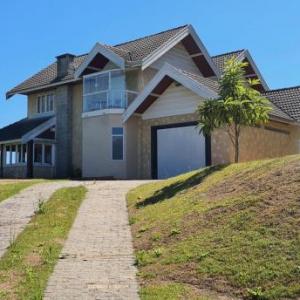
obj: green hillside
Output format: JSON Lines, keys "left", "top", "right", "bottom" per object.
{"left": 127, "top": 155, "right": 300, "bottom": 300}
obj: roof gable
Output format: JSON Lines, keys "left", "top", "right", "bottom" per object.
{"left": 140, "top": 25, "right": 219, "bottom": 77}
{"left": 123, "top": 63, "right": 219, "bottom": 122}
{"left": 212, "top": 49, "right": 269, "bottom": 92}
{"left": 74, "top": 43, "right": 125, "bottom": 78}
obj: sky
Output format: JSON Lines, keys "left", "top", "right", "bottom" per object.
{"left": 0, "top": 0, "right": 299, "bottom": 128}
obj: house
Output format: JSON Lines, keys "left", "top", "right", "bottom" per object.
{"left": 1, "top": 25, "right": 300, "bottom": 179}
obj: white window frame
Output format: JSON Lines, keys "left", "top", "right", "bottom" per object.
{"left": 4, "top": 143, "right": 27, "bottom": 166}
{"left": 37, "top": 93, "right": 55, "bottom": 114}
{"left": 83, "top": 69, "right": 130, "bottom": 112}
{"left": 111, "top": 127, "right": 124, "bottom": 161}
{"left": 33, "top": 143, "right": 55, "bottom": 166}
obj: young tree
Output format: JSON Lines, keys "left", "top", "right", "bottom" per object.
{"left": 198, "top": 58, "right": 271, "bottom": 163}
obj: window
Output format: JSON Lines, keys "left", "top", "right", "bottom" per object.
{"left": 11, "top": 145, "right": 16, "bottom": 164}
{"left": 4, "top": 144, "right": 27, "bottom": 165}
{"left": 44, "top": 145, "right": 53, "bottom": 165}
{"left": 112, "top": 127, "right": 124, "bottom": 160}
{"left": 34, "top": 143, "right": 54, "bottom": 165}
{"left": 21, "top": 145, "right": 27, "bottom": 163}
{"left": 5, "top": 145, "right": 10, "bottom": 165}
{"left": 83, "top": 70, "right": 127, "bottom": 112}
{"left": 37, "top": 94, "right": 54, "bottom": 114}
{"left": 34, "top": 144, "right": 43, "bottom": 163}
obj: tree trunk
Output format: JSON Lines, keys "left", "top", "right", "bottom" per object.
{"left": 234, "top": 124, "right": 239, "bottom": 163}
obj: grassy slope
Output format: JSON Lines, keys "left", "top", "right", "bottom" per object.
{"left": 127, "top": 155, "right": 300, "bottom": 300}
{"left": 0, "top": 186, "right": 87, "bottom": 300}
{"left": 0, "top": 180, "right": 43, "bottom": 204}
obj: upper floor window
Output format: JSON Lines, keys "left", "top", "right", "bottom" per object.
{"left": 37, "top": 94, "right": 54, "bottom": 114}
{"left": 83, "top": 70, "right": 137, "bottom": 112}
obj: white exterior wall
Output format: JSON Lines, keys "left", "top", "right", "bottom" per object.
{"left": 142, "top": 83, "right": 204, "bottom": 120}
{"left": 151, "top": 42, "right": 201, "bottom": 75}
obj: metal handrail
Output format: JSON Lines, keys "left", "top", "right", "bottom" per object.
{"left": 83, "top": 90, "right": 138, "bottom": 112}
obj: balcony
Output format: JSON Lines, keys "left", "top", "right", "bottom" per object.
{"left": 83, "top": 89, "right": 138, "bottom": 112}
{"left": 83, "top": 69, "right": 138, "bottom": 113}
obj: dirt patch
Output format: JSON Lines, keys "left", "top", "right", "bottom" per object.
{"left": 140, "top": 263, "right": 242, "bottom": 299}
{"left": 0, "top": 270, "right": 21, "bottom": 299}
{"left": 25, "top": 252, "right": 42, "bottom": 267}
{"left": 206, "top": 160, "right": 300, "bottom": 202}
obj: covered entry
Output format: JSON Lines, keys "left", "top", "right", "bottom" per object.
{"left": 151, "top": 122, "right": 211, "bottom": 179}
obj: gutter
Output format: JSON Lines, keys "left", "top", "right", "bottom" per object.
{"left": 6, "top": 78, "right": 82, "bottom": 99}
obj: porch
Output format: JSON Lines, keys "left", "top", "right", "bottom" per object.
{"left": 0, "top": 116, "right": 56, "bottom": 179}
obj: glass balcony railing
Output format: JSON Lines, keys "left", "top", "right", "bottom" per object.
{"left": 83, "top": 90, "right": 138, "bottom": 113}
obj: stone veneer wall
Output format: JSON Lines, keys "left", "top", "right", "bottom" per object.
{"left": 71, "top": 83, "right": 83, "bottom": 175}
{"left": 138, "top": 113, "right": 300, "bottom": 179}
{"left": 138, "top": 113, "right": 198, "bottom": 179}
{"left": 55, "top": 85, "right": 72, "bottom": 178}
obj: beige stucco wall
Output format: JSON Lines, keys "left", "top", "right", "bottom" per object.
{"left": 27, "top": 90, "right": 56, "bottom": 118}
{"left": 71, "top": 83, "right": 83, "bottom": 174}
{"left": 137, "top": 113, "right": 300, "bottom": 179}
{"left": 82, "top": 114, "right": 127, "bottom": 179}
{"left": 27, "top": 93, "right": 37, "bottom": 118}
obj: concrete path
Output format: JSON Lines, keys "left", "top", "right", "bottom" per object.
{"left": 44, "top": 181, "right": 145, "bottom": 300}
{"left": 0, "top": 181, "right": 82, "bottom": 258}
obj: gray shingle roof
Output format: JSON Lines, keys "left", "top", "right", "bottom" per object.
{"left": 177, "top": 68, "right": 219, "bottom": 93}
{"left": 212, "top": 50, "right": 245, "bottom": 74}
{"left": 0, "top": 116, "right": 53, "bottom": 142}
{"left": 7, "top": 25, "right": 188, "bottom": 96}
{"left": 176, "top": 67, "right": 293, "bottom": 122}
{"left": 264, "top": 86, "right": 300, "bottom": 122}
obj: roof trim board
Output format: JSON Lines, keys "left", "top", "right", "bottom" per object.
{"left": 123, "top": 63, "right": 218, "bottom": 122}
{"left": 6, "top": 78, "right": 81, "bottom": 99}
{"left": 237, "top": 50, "right": 269, "bottom": 91}
{"left": 141, "top": 25, "right": 220, "bottom": 78}
{"left": 22, "top": 117, "right": 56, "bottom": 143}
{"left": 74, "top": 43, "right": 125, "bottom": 78}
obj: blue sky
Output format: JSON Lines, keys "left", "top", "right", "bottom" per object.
{"left": 0, "top": 0, "right": 299, "bottom": 128}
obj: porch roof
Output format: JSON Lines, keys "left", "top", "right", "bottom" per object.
{"left": 0, "top": 116, "right": 54, "bottom": 143}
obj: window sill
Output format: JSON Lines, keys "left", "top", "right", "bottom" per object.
{"left": 32, "top": 112, "right": 55, "bottom": 118}
{"left": 33, "top": 163, "right": 54, "bottom": 168}
{"left": 4, "top": 164, "right": 27, "bottom": 168}
{"left": 82, "top": 108, "right": 125, "bottom": 118}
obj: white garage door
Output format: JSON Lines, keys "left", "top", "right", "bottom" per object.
{"left": 157, "top": 125, "right": 206, "bottom": 179}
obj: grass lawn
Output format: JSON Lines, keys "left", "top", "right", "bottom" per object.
{"left": 127, "top": 155, "right": 300, "bottom": 300}
{"left": 0, "top": 180, "right": 44, "bottom": 204}
{"left": 0, "top": 185, "right": 87, "bottom": 300}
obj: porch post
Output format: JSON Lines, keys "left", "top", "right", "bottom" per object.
{"left": 27, "top": 141, "right": 33, "bottom": 178}
{"left": 0, "top": 144, "right": 3, "bottom": 178}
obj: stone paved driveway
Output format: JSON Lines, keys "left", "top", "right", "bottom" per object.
{"left": 44, "top": 181, "right": 147, "bottom": 300}
{"left": 0, "top": 181, "right": 81, "bottom": 258}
